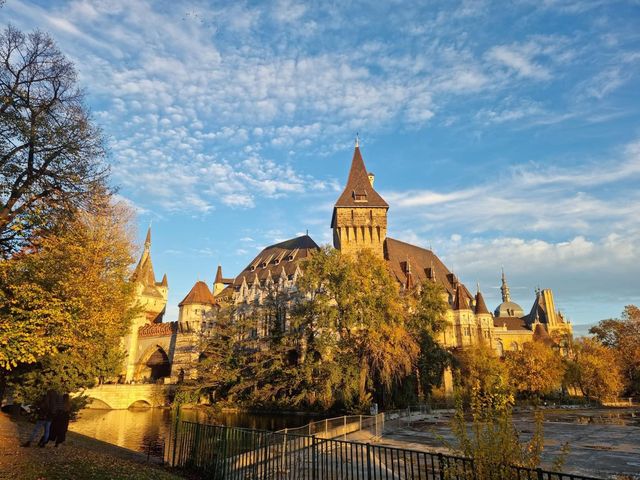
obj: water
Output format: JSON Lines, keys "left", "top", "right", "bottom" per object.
{"left": 69, "top": 407, "right": 322, "bottom": 455}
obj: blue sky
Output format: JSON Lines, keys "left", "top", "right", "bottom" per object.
{"left": 4, "top": 0, "right": 640, "bottom": 333}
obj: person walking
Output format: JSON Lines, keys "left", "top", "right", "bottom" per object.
{"left": 48, "top": 393, "right": 71, "bottom": 447}
{"left": 21, "top": 390, "right": 56, "bottom": 447}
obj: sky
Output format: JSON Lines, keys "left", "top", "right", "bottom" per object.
{"left": 3, "top": 0, "right": 640, "bottom": 334}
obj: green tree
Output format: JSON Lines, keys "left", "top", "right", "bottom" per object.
{"left": 504, "top": 341, "right": 565, "bottom": 399}
{"left": 0, "top": 191, "right": 136, "bottom": 402}
{"left": 296, "top": 247, "right": 417, "bottom": 408}
{"left": 0, "top": 25, "right": 107, "bottom": 256}
{"left": 564, "top": 338, "right": 624, "bottom": 402}
{"left": 590, "top": 305, "right": 640, "bottom": 395}
{"left": 407, "top": 280, "right": 451, "bottom": 399}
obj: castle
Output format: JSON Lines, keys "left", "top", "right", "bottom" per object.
{"left": 121, "top": 143, "right": 573, "bottom": 384}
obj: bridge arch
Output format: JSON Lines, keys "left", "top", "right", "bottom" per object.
{"left": 129, "top": 399, "right": 152, "bottom": 409}
{"left": 86, "top": 397, "right": 112, "bottom": 409}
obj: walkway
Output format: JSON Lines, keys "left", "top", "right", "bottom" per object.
{"left": 0, "top": 412, "right": 184, "bottom": 480}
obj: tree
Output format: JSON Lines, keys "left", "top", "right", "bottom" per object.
{"left": 407, "top": 280, "right": 451, "bottom": 399}
{"left": 0, "top": 191, "right": 137, "bottom": 402}
{"left": 564, "top": 338, "right": 624, "bottom": 402}
{"left": 451, "top": 346, "right": 566, "bottom": 479}
{"left": 296, "top": 247, "right": 417, "bottom": 408}
{"left": 0, "top": 25, "right": 107, "bottom": 256}
{"left": 455, "top": 343, "right": 512, "bottom": 410}
{"left": 590, "top": 305, "right": 640, "bottom": 395}
{"left": 504, "top": 340, "right": 565, "bottom": 399}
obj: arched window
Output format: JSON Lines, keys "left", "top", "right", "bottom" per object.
{"left": 496, "top": 340, "right": 504, "bottom": 357}
{"left": 511, "top": 342, "right": 519, "bottom": 352}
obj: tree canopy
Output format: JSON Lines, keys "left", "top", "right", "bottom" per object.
{"left": 0, "top": 191, "right": 137, "bottom": 401}
{"left": 504, "top": 340, "right": 565, "bottom": 398}
{"left": 590, "top": 305, "right": 640, "bottom": 396}
{"left": 196, "top": 246, "right": 449, "bottom": 411}
{"left": 0, "top": 25, "right": 107, "bottom": 256}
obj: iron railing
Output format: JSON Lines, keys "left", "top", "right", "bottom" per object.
{"left": 166, "top": 420, "right": 604, "bottom": 480}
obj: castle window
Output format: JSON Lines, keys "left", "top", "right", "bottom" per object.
{"left": 496, "top": 340, "right": 504, "bottom": 357}
{"left": 353, "top": 192, "right": 367, "bottom": 202}
{"left": 250, "top": 265, "right": 256, "bottom": 272}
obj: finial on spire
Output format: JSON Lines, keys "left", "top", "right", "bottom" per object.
{"left": 477, "top": 281, "right": 480, "bottom": 294}
{"left": 355, "top": 132, "right": 359, "bottom": 148}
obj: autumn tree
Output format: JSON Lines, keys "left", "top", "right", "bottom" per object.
{"left": 450, "top": 344, "right": 568, "bottom": 479}
{"left": 455, "top": 342, "right": 512, "bottom": 409}
{"left": 504, "top": 340, "right": 565, "bottom": 399}
{"left": 0, "top": 191, "right": 137, "bottom": 402}
{"left": 0, "top": 25, "right": 107, "bottom": 256}
{"left": 590, "top": 305, "right": 640, "bottom": 395}
{"left": 564, "top": 338, "right": 624, "bottom": 402}
{"left": 296, "top": 247, "right": 417, "bottom": 408}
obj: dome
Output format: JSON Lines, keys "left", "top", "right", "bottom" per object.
{"left": 494, "top": 301, "right": 524, "bottom": 318}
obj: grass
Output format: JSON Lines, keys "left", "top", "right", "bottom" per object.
{"left": 0, "top": 412, "right": 188, "bottom": 480}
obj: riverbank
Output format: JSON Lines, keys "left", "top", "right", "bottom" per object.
{"left": 0, "top": 412, "right": 187, "bottom": 480}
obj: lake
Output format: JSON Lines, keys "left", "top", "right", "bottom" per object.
{"left": 69, "top": 407, "right": 322, "bottom": 456}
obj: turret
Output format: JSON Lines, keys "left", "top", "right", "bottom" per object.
{"left": 331, "top": 140, "right": 389, "bottom": 258}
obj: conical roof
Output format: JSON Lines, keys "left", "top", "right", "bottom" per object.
{"left": 334, "top": 146, "right": 388, "bottom": 209}
{"left": 179, "top": 281, "right": 216, "bottom": 307}
{"left": 474, "top": 288, "right": 490, "bottom": 315}
{"left": 452, "top": 283, "right": 470, "bottom": 310}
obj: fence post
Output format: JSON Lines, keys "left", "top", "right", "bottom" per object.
{"left": 325, "top": 418, "right": 328, "bottom": 437}
{"left": 438, "top": 453, "right": 445, "bottom": 480}
{"left": 312, "top": 435, "right": 318, "bottom": 480}
{"left": 536, "top": 467, "right": 544, "bottom": 480}
{"left": 359, "top": 415, "right": 362, "bottom": 432}
{"left": 281, "top": 429, "right": 288, "bottom": 474}
{"left": 171, "top": 404, "right": 180, "bottom": 467}
{"left": 366, "top": 443, "right": 372, "bottom": 480}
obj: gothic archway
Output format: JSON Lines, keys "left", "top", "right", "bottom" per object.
{"left": 135, "top": 345, "right": 171, "bottom": 382}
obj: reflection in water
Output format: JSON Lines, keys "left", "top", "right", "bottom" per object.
{"left": 69, "top": 407, "right": 321, "bottom": 455}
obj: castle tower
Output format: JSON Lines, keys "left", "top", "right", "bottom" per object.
{"left": 331, "top": 140, "right": 389, "bottom": 258}
{"left": 213, "top": 265, "right": 234, "bottom": 296}
{"left": 123, "top": 226, "right": 168, "bottom": 382}
{"left": 474, "top": 284, "right": 494, "bottom": 346}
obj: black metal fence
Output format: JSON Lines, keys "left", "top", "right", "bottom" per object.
{"left": 166, "top": 420, "right": 603, "bottom": 480}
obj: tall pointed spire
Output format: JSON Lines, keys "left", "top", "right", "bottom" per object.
{"left": 214, "top": 265, "right": 223, "bottom": 284}
{"left": 501, "top": 267, "right": 511, "bottom": 302}
{"left": 144, "top": 224, "right": 152, "bottom": 250}
{"left": 333, "top": 145, "right": 388, "bottom": 209}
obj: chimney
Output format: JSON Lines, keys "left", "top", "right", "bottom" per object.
{"left": 368, "top": 172, "right": 375, "bottom": 187}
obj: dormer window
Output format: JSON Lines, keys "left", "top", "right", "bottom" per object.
{"left": 352, "top": 190, "right": 367, "bottom": 202}
{"left": 261, "top": 262, "right": 268, "bottom": 268}
{"left": 274, "top": 259, "right": 280, "bottom": 265}
{"left": 287, "top": 255, "right": 294, "bottom": 261}
{"left": 250, "top": 265, "right": 256, "bottom": 272}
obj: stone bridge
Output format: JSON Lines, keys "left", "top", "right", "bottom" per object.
{"left": 82, "top": 384, "right": 175, "bottom": 410}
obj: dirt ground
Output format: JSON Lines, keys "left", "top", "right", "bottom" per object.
{"left": 380, "top": 408, "right": 640, "bottom": 480}
{"left": 0, "top": 412, "right": 186, "bottom": 480}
